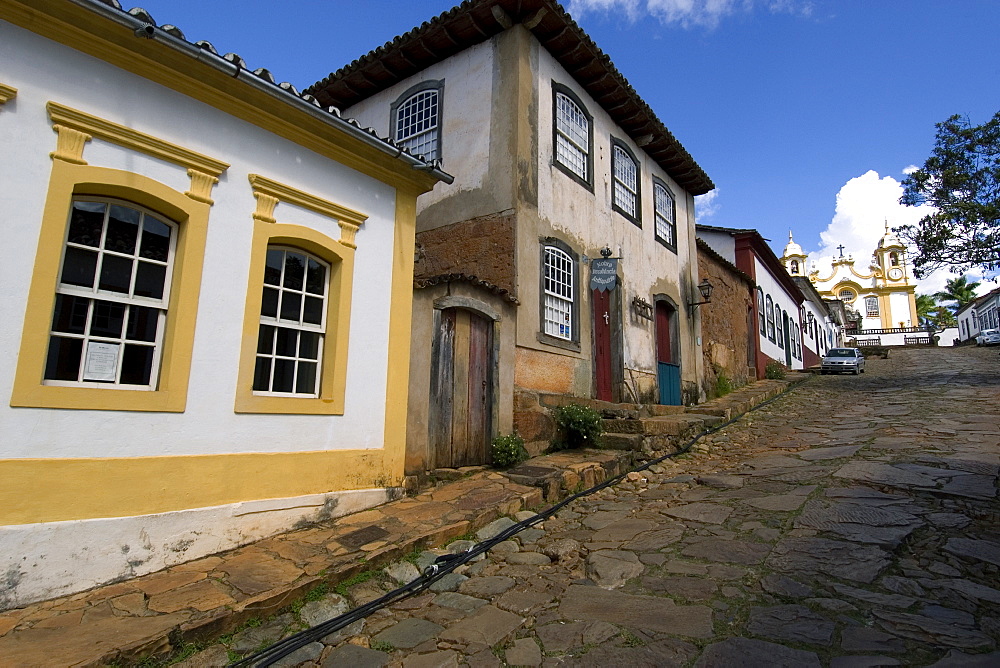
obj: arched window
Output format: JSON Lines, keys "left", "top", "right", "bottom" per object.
{"left": 757, "top": 287, "right": 766, "bottom": 335}
{"left": 553, "top": 84, "right": 592, "bottom": 185}
{"left": 790, "top": 259, "right": 799, "bottom": 274}
{"left": 653, "top": 180, "right": 676, "bottom": 250}
{"left": 542, "top": 244, "right": 575, "bottom": 341}
{"left": 253, "top": 247, "right": 330, "bottom": 396}
{"left": 765, "top": 295, "right": 775, "bottom": 342}
{"left": 393, "top": 81, "right": 443, "bottom": 161}
{"left": 611, "top": 141, "right": 640, "bottom": 224}
{"left": 45, "top": 198, "right": 176, "bottom": 388}
{"left": 776, "top": 307, "right": 784, "bottom": 349}
{"left": 889, "top": 252, "right": 899, "bottom": 266}
{"left": 839, "top": 288, "right": 855, "bottom": 302}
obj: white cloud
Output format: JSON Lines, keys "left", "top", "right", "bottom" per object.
{"left": 902, "top": 165, "right": 919, "bottom": 175}
{"left": 567, "top": 0, "right": 813, "bottom": 28}
{"left": 801, "top": 169, "right": 980, "bottom": 298}
{"left": 694, "top": 189, "right": 720, "bottom": 221}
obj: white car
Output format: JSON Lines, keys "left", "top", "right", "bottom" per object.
{"left": 976, "top": 329, "right": 1000, "bottom": 346}
{"left": 821, "top": 348, "right": 866, "bottom": 375}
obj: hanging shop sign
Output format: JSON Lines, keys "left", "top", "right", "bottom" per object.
{"left": 590, "top": 258, "right": 618, "bottom": 291}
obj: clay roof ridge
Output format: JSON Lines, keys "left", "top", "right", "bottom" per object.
{"left": 414, "top": 272, "right": 520, "bottom": 304}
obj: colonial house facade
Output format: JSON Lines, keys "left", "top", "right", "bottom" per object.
{"left": 958, "top": 287, "right": 1000, "bottom": 344}
{"left": 308, "top": 0, "right": 714, "bottom": 463}
{"left": 697, "top": 226, "right": 805, "bottom": 376}
{"left": 1, "top": 0, "right": 447, "bottom": 607}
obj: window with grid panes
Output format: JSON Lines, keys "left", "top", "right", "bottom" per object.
{"left": 654, "top": 182, "right": 676, "bottom": 249}
{"left": 865, "top": 296, "right": 879, "bottom": 316}
{"left": 554, "top": 92, "right": 589, "bottom": 181}
{"left": 776, "top": 307, "right": 784, "bottom": 348}
{"left": 757, "top": 288, "right": 766, "bottom": 334}
{"left": 543, "top": 245, "right": 574, "bottom": 340}
{"left": 253, "top": 247, "right": 329, "bottom": 396}
{"left": 395, "top": 88, "right": 440, "bottom": 161}
{"left": 612, "top": 143, "right": 639, "bottom": 222}
{"left": 45, "top": 199, "right": 175, "bottom": 388}
{"left": 765, "top": 295, "right": 775, "bottom": 342}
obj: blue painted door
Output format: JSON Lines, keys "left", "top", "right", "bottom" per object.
{"left": 658, "top": 362, "right": 681, "bottom": 405}
{"left": 656, "top": 301, "right": 682, "bottom": 405}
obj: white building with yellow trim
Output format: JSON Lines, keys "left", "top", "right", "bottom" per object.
{"left": 780, "top": 228, "right": 917, "bottom": 331}
{"left": 0, "top": 0, "right": 449, "bottom": 608}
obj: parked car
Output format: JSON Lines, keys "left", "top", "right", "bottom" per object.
{"left": 821, "top": 348, "right": 866, "bottom": 375}
{"left": 976, "top": 329, "right": 1000, "bottom": 346}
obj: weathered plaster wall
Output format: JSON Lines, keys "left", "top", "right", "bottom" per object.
{"left": 515, "top": 39, "right": 703, "bottom": 400}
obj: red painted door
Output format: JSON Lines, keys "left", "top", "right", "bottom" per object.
{"left": 594, "top": 288, "right": 613, "bottom": 401}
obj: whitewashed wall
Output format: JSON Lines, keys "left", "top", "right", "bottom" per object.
{"left": 754, "top": 258, "right": 803, "bottom": 370}
{"left": 1, "top": 23, "right": 400, "bottom": 458}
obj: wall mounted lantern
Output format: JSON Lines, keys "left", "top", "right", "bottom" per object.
{"left": 689, "top": 279, "right": 713, "bottom": 307}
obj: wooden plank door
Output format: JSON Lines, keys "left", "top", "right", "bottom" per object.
{"left": 656, "top": 300, "right": 681, "bottom": 405}
{"left": 429, "top": 308, "right": 493, "bottom": 468}
{"left": 459, "top": 310, "right": 493, "bottom": 466}
{"left": 593, "top": 288, "right": 613, "bottom": 402}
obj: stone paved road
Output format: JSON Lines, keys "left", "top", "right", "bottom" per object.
{"left": 216, "top": 347, "right": 1000, "bottom": 668}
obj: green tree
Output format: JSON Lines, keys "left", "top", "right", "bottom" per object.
{"left": 933, "top": 275, "right": 981, "bottom": 312}
{"left": 916, "top": 294, "right": 958, "bottom": 329}
{"left": 898, "top": 110, "right": 1000, "bottom": 277}
{"left": 915, "top": 294, "right": 937, "bottom": 326}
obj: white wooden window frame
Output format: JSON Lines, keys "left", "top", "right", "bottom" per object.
{"left": 611, "top": 141, "right": 639, "bottom": 223}
{"left": 653, "top": 181, "right": 677, "bottom": 250}
{"left": 253, "top": 246, "right": 330, "bottom": 397}
{"left": 45, "top": 197, "right": 176, "bottom": 390}
{"left": 394, "top": 85, "right": 441, "bottom": 161}
{"left": 554, "top": 91, "right": 590, "bottom": 182}
{"left": 543, "top": 245, "right": 574, "bottom": 341}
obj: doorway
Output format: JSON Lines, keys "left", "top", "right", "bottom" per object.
{"left": 655, "top": 299, "right": 681, "bottom": 405}
{"left": 428, "top": 307, "right": 494, "bottom": 468}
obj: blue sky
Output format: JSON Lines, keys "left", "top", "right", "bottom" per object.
{"left": 127, "top": 0, "right": 999, "bottom": 294}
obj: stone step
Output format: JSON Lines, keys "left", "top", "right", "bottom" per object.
{"left": 603, "top": 414, "right": 714, "bottom": 436}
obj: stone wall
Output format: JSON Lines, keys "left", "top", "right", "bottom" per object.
{"left": 414, "top": 212, "right": 517, "bottom": 296}
{"left": 696, "top": 243, "right": 755, "bottom": 396}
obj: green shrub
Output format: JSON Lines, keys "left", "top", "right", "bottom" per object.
{"left": 714, "top": 370, "right": 733, "bottom": 397}
{"left": 552, "top": 403, "right": 603, "bottom": 450}
{"left": 764, "top": 360, "right": 786, "bottom": 379}
{"left": 491, "top": 433, "right": 529, "bottom": 469}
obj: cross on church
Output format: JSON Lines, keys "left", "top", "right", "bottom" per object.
{"left": 837, "top": 244, "right": 845, "bottom": 257}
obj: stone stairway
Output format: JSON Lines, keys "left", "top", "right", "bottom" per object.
{"left": 600, "top": 404, "right": 724, "bottom": 456}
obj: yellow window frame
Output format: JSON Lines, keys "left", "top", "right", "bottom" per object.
{"left": 11, "top": 162, "right": 211, "bottom": 412}
{"left": 234, "top": 175, "right": 364, "bottom": 415}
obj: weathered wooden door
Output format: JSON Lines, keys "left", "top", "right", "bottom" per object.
{"left": 429, "top": 308, "right": 494, "bottom": 468}
{"left": 593, "top": 288, "right": 613, "bottom": 401}
{"left": 656, "top": 300, "right": 681, "bottom": 405}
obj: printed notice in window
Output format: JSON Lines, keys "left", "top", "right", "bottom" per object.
{"left": 83, "top": 342, "right": 120, "bottom": 381}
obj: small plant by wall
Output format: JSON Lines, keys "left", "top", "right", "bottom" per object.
{"left": 764, "top": 360, "right": 787, "bottom": 380}
{"left": 551, "top": 403, "right": 603, "bottom": 450}
{"left": 715, "top": 371, "right": 734, "bottom": 397}
{"left": 491, "top": 433, "right": 529, "bottom": 469}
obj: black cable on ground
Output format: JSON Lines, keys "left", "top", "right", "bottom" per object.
{"left": 230, "top": 382, "right": 801, "bottom": 667}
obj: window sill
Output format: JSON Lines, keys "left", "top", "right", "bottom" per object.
{"left": 536, "top": 332, "right": 581, "bottom": 352}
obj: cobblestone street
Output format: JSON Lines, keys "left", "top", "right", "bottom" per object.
{"left": 293, "top": 346, "right": 1000, "bottom": 668}
{"left": 3, "top": 347, "right": 998, "bottom": 667}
